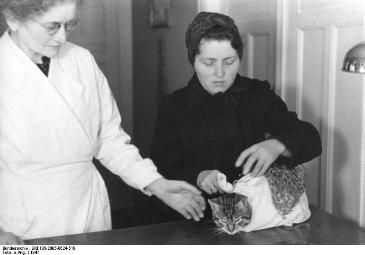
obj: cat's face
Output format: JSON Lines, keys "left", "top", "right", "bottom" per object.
{"left": 208, "top": 193, "right": 252, "bottom": 235}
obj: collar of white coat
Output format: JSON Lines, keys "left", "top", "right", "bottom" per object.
{"left": 0, "top": 30, "right": 85, "bottom": 90}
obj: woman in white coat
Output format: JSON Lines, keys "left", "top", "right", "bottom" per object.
{"left": 0, "top": 0, "right": 205, "bottom": 244}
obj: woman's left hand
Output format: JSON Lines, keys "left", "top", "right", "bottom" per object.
{"left": 146, "top": 178, "right": 206, "bottom": 221}
{"left": 235, "top": 139, "right": 289, "bottom": 177}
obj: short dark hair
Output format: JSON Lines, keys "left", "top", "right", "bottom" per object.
{"left": 197, "top": 24, "right": 243, "bottom": 60}
{"left": 185, "top": 12, "right": 243, "bottom": 65}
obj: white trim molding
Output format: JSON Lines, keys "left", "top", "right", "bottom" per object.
{"left": 359, "top": 0, "right": 365, "bottom": 228}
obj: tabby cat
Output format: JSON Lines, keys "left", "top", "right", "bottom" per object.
{"left": 208, "top": 164, "right": 306, "bottom": 235}
{"left": 208, "top": 193, "right": 252, "bottom": 235}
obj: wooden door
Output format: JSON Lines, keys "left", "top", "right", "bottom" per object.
{"left": 280, "top": 0, "right": 365, "bottom": 225}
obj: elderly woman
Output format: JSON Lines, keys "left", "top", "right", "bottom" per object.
{"left": 0, "top": 0, "right": 206, "bottom": 244}
{"left": 150, "top": 12, "right": 322, "bottom": 220}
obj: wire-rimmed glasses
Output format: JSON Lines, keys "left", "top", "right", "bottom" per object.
{"left": 29, "top": 17, "right": 79, "bottom": 36}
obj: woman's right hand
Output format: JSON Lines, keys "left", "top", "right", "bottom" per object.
{"left": 197, "top": 170, "right": 223, "bottom": 194}
{"left": 0, "top": 230, "right": 25, "bottom": 245}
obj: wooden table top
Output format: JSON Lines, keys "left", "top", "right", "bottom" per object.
{"left": 26, "top": 206, "right": 365, "bottom": 245}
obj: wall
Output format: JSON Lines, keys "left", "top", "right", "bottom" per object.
{"left": 133, "top": 0, "right": 196, "bottom": 157}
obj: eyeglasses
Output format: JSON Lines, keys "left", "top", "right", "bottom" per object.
{"left": 29, "top": 17, "right": 79, "bottom": 36}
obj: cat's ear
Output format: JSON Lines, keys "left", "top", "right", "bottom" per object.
{"left": 236, "top": 194, "right": 247, "bottom": 203}
{"left": 208, "top": 199, "right": 219, "bottom": 211}
{"left": 236, "top": 195, "right": 249, "bottom": 208}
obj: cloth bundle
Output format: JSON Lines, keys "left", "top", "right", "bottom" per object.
{"left": 216, "top": 170, "right": 311, "bottom": 232}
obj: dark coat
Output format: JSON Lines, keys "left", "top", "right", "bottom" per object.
{"left": 150, "top": 74, "right": 322, "bottom": 184}
{"left": 147, "top": 74, "right": 322, "bottom": 222}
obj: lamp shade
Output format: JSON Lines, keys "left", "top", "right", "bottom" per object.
{"left": 342, "top": 42, "right": 365, "bottom": 73}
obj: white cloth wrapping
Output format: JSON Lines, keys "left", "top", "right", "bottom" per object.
{"left": 0, "top": 31, "right": 162, "bottom": 239}
{"left": 216, "top": 172, "right": 311, "bottom": 232}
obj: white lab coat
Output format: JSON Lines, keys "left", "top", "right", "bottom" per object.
{"left": 0, "top": 31, "right": 162, "bottom": 239}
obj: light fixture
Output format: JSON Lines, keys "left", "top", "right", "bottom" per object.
{"left": 342, "top": 42, "right": 365, "bottom": 73}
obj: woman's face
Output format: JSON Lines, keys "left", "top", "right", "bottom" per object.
{"left": 194, "top": 39, "right": 240, "bottom": 95}
{"left": 7, "top": 1, "right": 77, "bottom": 62}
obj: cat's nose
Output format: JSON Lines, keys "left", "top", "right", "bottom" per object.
{"left": 227, "top": 224, "right": 235, "bottom": 234}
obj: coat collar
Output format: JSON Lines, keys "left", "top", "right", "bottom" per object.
{"left": 184, "top": 73, "right": 251, "bottom": 107}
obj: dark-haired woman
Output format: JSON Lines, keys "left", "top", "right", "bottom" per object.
{"left": 0, "top": 0, "right": 205, "bottom": 244}
{"left": 150, "top": 12, "right": 322, "bottom": 220}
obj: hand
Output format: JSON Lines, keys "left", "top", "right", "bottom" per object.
{"left": 0, "top": 230, "right": 25, "bottom": 245}
{"left": 146, "top": 178, "right": 206, "bottom": 221}
{"left": 197, "top": 170, "right": 223, "bottom": 195}
{"left": 235, "top": 139, "right": 289, "bottom": 177}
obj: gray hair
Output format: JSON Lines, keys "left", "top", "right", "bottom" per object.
{"left": 0, "top": 0, "right": 83, "bottom": 21}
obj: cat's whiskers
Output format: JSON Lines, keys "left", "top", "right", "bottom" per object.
{"left": 209, "top": 227, "right": 226, "bottom": 238}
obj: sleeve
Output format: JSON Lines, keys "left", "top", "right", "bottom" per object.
{"left": 262, "top": 86, "right": 322, "bottom": 167}
{"left": 90, "top": 54, "right": 162, "bottom": 193}
{"left": 150, "top": 99, "right": 200, "bottom": 185}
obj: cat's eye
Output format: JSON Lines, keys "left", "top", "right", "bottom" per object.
{"left": 214, "top": 219, "right": 224, "bottom": 227}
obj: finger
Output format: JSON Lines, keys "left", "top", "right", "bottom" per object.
{"left": 217, "top": 187, "right": 224, "bottom": 194}
{"left": 184, "top": 204, "right": 201, "bottom": 221}
{"left": 251, "top": 160, "right": 264, "bottom": 177}
{"left": 235, "top": 146, "right": 256, "bottom": 167}
{"left": 192, "top": 195, "right": 206, "bottom": 211}
{"left": 176, "top": 181, "right": 202, "bottom": 195}
{"left": 258, "top": 161, "right": 271, "bottom": 177}
{"left": 201, "top": 184, "right": 212, "bottom": 194}
{"left": 209, "top": 185, "right": 218, "bottom": 194}
{"left": 242, "top": 154, "right": 258, "bottom": 175}
{"left": 178, "top": 208, "right": 192, "bottom": 220}
{"left": 189, "top": 199, "right": 205, "bottom": 218}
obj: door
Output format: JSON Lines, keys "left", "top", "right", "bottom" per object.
{"left": 280, "top": 0, "right": 365, "bottom": 225}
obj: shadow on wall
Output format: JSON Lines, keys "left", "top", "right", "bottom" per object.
{"left": 332, "top": 130, "right": 347, "bottom": 216}
{"left": 284, "top": 83, "right": 348, "bottom": 214}
{"left": 283, "top": 85, "right": 332, "bottom": 207}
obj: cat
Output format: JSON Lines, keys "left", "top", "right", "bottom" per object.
{"left": 208, "top": 164, "right": 306, "bottom": 235}
{"left": 208, "top": 193, "right": 252, "bottom": 235}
